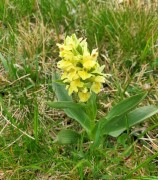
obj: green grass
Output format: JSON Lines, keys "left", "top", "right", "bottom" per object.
{"left": 0, "top": 0, "right": 158, "bottom": 179}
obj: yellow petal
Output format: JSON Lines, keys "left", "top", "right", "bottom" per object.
{"left": 64, "top": 34, "right": 80, "bottom": 50}
{"left": 67, "top": 70, "right": 79, "bottom": 81}
{"left": 91, "top": 48, "right": 98, "bottom": 60}
{"left": 82, "top": 59, "right": 96, "bottom": 70}
{"left": 60, "top": 50, "right": 74, "bottom": 60}
{"left": 82, "top": 87, "right": 88, "bottom": 93}
{"left": 78, "top": 91, "right": 91, "bottom": 102}
{"left": 94, "top": 76, "right": 105, "bottom": 83}
{"left": 68, "top": 79, "right": 84, "bottom": 95}
{"left": 68, "top": 84, "right": 78, "bottom": 95}
{"left": 57, "top": 60, "right": 73, "bottom": 71}
{"left": 71, "top": 79, "right": 84, "bottom": 88}
{"left": 61, "top": 72, "right": 67, "bottom": 80}
{"left": 78, "top": 71, "right": 92, "bottom": 80}
{"left": 66, "top": 85, "right": 69, "bottom": 90}
{"left": 92, "top": 64, "right": 105, "bottom": 75}
{"left": 82, "top": 41, "right": 89, "bottom": 56}
{"left": 56, "top": 43, "right": 65, "bottom": 51}
{"left": 91, "top": 82, "right": 102, "bottom": 94}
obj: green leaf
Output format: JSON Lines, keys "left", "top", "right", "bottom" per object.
{"left": 106, "top": 92, "right": 147, "bottom": 120}
{"left": 56, "top": 129, "right": 80, "bottom": 145}
{"left": 97, "top": 92, "right": 147, "bottom": 138}
{"left": 47, "top": 101, "right": 86, "bottom": 109}
{"left": 64, "top": 108, "right": 91, "bottom": 133}
{"left": 103, "top": 105, "right": 158, "bottom": 137}
{"left": 52, "top": 72, "right": 72, "bottom": 101}
{"left": 52, "top": 72, "right": 91, "bottom": 133}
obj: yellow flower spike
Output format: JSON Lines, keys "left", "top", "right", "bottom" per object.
{"left": 91, "top": 82, "right": 102, "bottom": 94}
{"left": 78, "top": 91, "right": 91, "bottom": 102}
{"left": 57, "top": 34, "right": 107, "bottom": 101}
{"left": 78, "top": 70, "right": 92, "bottom": 80}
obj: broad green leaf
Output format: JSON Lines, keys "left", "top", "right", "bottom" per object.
{"left": 52, "top": 72, "right": 91, "bottom": 133}
{"left": 106, "top": 92, "right": 147, "bottom": 120}
{"left": 103, "top": 105, "right": 158, "bottom": 137}
{"left": 56, "top": 129, "right": 80, "bottom": 145}
{"left": 64, "top": 108, "right": 91, "bottom": 133}
{"left": 47, "top": 101, "right": 86, "bottom": 109}
{"left": 52, "top": 72, "right": 72, "bottom": 101}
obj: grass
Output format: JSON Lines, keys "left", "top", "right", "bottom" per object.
{"left": 0, "top": 0, "right": 158, "bottom": 179}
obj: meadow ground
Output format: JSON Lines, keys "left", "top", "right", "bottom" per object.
{"left": 0, "top": 0, "right": 158, "bottom": 179}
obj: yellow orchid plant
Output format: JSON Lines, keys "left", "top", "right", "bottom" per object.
{"left": 57, "top": 34, "right": 106, "bottom": 102}
{"left": 47, "top": 34, "right": 158, "bottom": 146}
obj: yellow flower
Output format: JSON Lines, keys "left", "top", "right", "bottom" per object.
{"left": 68, "top": 85, "right": 78, "bottom": 95}
{"left": 82, "top": 87, "right": 88, "bottom": 93}
{"left": 57, "top": 60, "right": 73, "bottom": 71}
{"left": 82, "top": 40, "right": 91, "bottom": 56}
{"left": 57, "top": 35, "right": 82, "bottom": 60}
{"left": 82, "top": 59, "right": 96, "bottom": 70}
{"left": 60, "top": 50, "right": 74, "bottom": 60}
{"left": 78, "top": 91, "right": 91, "bottom": 102}
{"left": 57, "top": 44, "right": 71, "bottom": 51}
{"left": 72, "top": 79, "right": 84, "bottom": 88}
{"left": 91, "top": 82, "right": 102, "bottom": 94}
{"left": 94, "top": 76, "right": 105, "bottom": 83}
{"left": 68, "top": 79, "right": 84, "bottom": 95}
{"left": 78, "top": 70, "right": 92, "bottom": 80}
{"left": 57, "top": 34, "right": 107, "bottom": 102}
{"left": 61, "top": 72, "right": 67, "bottom": 80}
{"left": 65, "top": 34, "right": 81, "bottom": 49}
{"left": 91, "top": 48, "right": 98, "bottom": 60}
{"left": 67, "top": 69, "right": 79, "bottom": 81}
{"left": 92, "top": 64, "right": 105, "bottom": 75}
